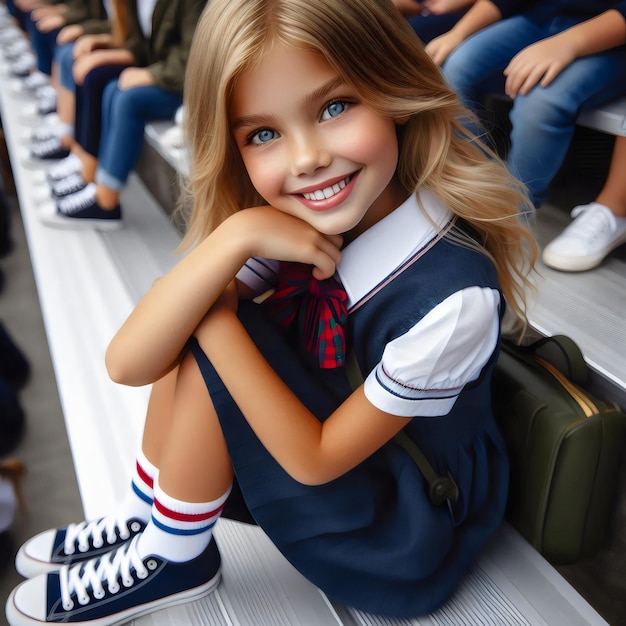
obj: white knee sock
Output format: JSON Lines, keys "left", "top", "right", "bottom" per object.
{"left": 137, "top": 477, "right": 231, "bottom": 562}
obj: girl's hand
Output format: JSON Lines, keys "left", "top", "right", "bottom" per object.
{"left": 425, "top": 31, "right": 465, "bottom": 65}
{"left": 504, "top": 36, "right": 576, "bottom": 98}
{"left": 35, "top": 14, "right": 66, "bottom": 33}
{"left": 118, "top": 67, "right": 155, "bottom": 90}
{"left": 391, "top": 0, "right": 424, "bottom": 18}
{"left": 228, "top": 206, "right": 343, "bottom": 281}
{"left": 422, "top": 0, "right": 474, "bottom": 15}
{"left": 56, "top": 24, "right": 84, "bottom": 45}
{"left": 73, "top": 34, "right": 112, "bottom": 57}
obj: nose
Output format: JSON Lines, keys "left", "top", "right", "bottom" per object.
{"left": 289, "top": 130, "right": 331, "bottom": 176}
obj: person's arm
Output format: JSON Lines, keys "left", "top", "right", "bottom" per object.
{"left": 422, "top": 0, "right": 476, "bottom": 16}
{"left": 145, "top": 0, "right": 205, "bottom": 93}
{"left": 504, "top": 9, "right": 626, "bottom": 97}
{"left": 194, "top": 284, "right": 499, "bottom": 485}
{"left": 391, "top": 0, "right": 425, "bottom": 18}
{"left": 196, "top": 303, "right": 411, "bottom": 486}
{"left": 105, "top": 206, "right": 342, "bottom": 387}
{"left": 425, "top": 0, "right": 503, "bottom": 65}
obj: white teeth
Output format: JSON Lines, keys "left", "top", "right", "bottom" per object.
{"left": 302, "top": 176, "right": 349, "bottom": 201}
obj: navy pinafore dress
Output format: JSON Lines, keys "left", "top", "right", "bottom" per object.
{"left": 191, "top": 193, "right": 509, "bottom": 618}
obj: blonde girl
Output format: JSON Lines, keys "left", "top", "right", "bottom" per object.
{"left": 7, "top": 0, "right": 536, "bottom": 624}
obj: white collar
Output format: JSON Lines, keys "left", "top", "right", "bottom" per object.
{"left": 336, "top": 190, "right": 453, "bottom": 309}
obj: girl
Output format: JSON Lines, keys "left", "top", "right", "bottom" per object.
{"left": 6, "top": 0, "right": 536, "bottom": 623}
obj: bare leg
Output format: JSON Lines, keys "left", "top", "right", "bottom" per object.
{"left": 95, "top": 184, "right": 121, "bottom": 210}
{"left": 596, "top": 136, "right": 626, "bottom": 218}
{"left": 73, "top": 145, "right": 97, "bottom": 183}
{"left": 157, "top": 349, "right": 234, "bottom": 502}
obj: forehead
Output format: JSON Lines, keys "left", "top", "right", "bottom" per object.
{"left": 230, "top": 43, "right": 339, "bottom": 120}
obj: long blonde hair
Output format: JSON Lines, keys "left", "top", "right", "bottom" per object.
{"left": 181, "top": 0, "right": 537, "bottom": 329}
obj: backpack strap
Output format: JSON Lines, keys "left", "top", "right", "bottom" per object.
{"left": 345, "top": 349, "right": 458, "bottom": 507}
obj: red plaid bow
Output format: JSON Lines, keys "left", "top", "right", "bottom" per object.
{"left": 264, "top": 262, "right": 348, "bottom": 368}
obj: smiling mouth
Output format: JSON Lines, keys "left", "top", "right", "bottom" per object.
{"left": 301, "top": 175, "right": 352, "bottom": 201}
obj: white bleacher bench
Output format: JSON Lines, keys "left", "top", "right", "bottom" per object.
{"left": 0, "top": 65, "right": 613, "bottom": 626}
{"left": 577, "top": 96, "right": 626, "bottom": 137}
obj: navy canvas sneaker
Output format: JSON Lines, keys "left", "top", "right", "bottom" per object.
{"left": 6, "top": 536, "right": 222, "bottom": 625}
{"left": 16, "top": 516, "right": 146, "bottom": 579}
{"left": 40, "top": 184, "right": 122, "bottom": 231}
{"left": 29, "top": 137, "right": 70, "bottom": 161}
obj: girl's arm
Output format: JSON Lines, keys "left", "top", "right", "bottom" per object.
{"left": 195, "top": 284, "right": 499, "bottom": 486}
{"left": 504, "top": 10, "right": 626, "bottom": 97}
{"left": 196, "top": 304, "right": 411, "bottom": 486}
{"left": 425, "top": 0, "right": 502, "bottom": 65}
{"left": 105, "top": 206, "right": 342, "bottom": 387}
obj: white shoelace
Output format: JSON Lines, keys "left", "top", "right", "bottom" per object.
{"left": 47, "top": 154, "right": 81, "bottom": 181}
{"left": 53, "top": 173, "right": 85, "bottom": 196}
{"left": 60, "top": 536, "right": 150, "bottom": 610}
{"left": 31, "top": 137, "right": 62, "bottom": 158}
{"left": 11, "top": 54, "right": 35, "bottom": 75}
{"left": 58, "top": 184, "right": 96, "bottom": 215}
{"left": 566, "top": 204, "right": 618, "bottom": 242}
{"left": 23, "top": 72, "right": 48, "bottom": 92}
{"left": 63, "top": 515, "right": 136, "bottom": 555}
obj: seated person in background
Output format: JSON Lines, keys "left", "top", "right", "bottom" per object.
{"left": 28, "top": 0, "right": 116, "bottom": 159}
{"left": 425, "top": 0, "right": 626, "bottom": 215}
{"left": 392, "top": 0, "right": 476, "bottom": 43}
{"left": 542, "top": 133, "right": 626, "bottom": 272}
{"left": 39, "top": 0, "right": 207, "bottom": 230}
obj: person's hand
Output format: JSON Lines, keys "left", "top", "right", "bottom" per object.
{"left": 504, "top": 36, "right": 576, "bottom": 98}
{"left": 72, "top": 51, "right": 114, "bottom": 84}
{"left": 391, "top": 0, "right": 424, "bottom": 18}
{"left": 56, "top": 24, "right": 84, "bottom": 45}
{"left": 73, "top": 34, "right": 108, "bottom": 58}
{"left": 425, "top": 31, "right": 465, "bottom": 65}
{"left": 31, "top": 4, "right": 65, "bottom": 21}
{"left": 226, "top": 206, "right": 343, "bottom": 281}
{"left": 422, "top": 0, "right": 474, "bottom": 15}
{"left": 117, "top": 67, "right": 155, "bottom": 90}
{"left": 35, "top": 13, "right": 66, "bottom": 33}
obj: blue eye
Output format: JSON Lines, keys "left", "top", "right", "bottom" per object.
{"left": 250, "top": 128, "right": 278, "bottom": 144}
{"left": 322, "top": 100, "right": 348, "bottom": 120}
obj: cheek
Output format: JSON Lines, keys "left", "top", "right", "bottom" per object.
{"left": 241, "top": 152, "right": 282, "bottom": 202}
{"left": 342, "top": 118, "right": 399, "bottom": 170}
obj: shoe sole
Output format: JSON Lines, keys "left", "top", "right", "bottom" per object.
{"left": 5, "top": 569, "right": 221, "bottom": 626}
{"left": 542, "top": 234, "right": 626, "bottom": 272}
{"left": 39, "top": 214, "right": 123, "bottom": 231}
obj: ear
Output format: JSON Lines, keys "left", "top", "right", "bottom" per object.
{"left": 395, "top": 115, "right": 410, "bottom": 125}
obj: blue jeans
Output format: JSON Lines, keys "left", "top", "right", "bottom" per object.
{"left": 25, "top": 19, "right": 60, "bottom": 75}
{"left": 443, "top": 14, "right": 626, "bottom": 207}
{"left": 95, "top": 81, "right": 181, "bottom": 191}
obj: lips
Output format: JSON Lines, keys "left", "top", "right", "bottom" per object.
{"left": 294, "top": 172, "right": 358, "bottom": 212}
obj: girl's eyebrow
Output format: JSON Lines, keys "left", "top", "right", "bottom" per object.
{"left": 231, "top": 76, "right": 347, "bottom": 132}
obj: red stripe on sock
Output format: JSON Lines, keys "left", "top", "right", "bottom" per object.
{"left": 136, "top": 461, "right": 154, "bottom": 489}
{"left": 153, "top": 498, "right": 225, "bottom": 522}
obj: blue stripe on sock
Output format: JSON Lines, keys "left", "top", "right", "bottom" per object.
{"left": 132, "top": 481, "right": 153, "bottom": 505}
{"left": 151, "top": 515, "right": 217, "bottom": 536}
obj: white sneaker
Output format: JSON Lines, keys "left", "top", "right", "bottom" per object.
{"left": 542, "top": 202, "right": 626, "bottom": 272}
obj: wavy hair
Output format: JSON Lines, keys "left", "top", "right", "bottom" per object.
{"left": 181, "top": 0, "right": 537, "bottom": 330}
